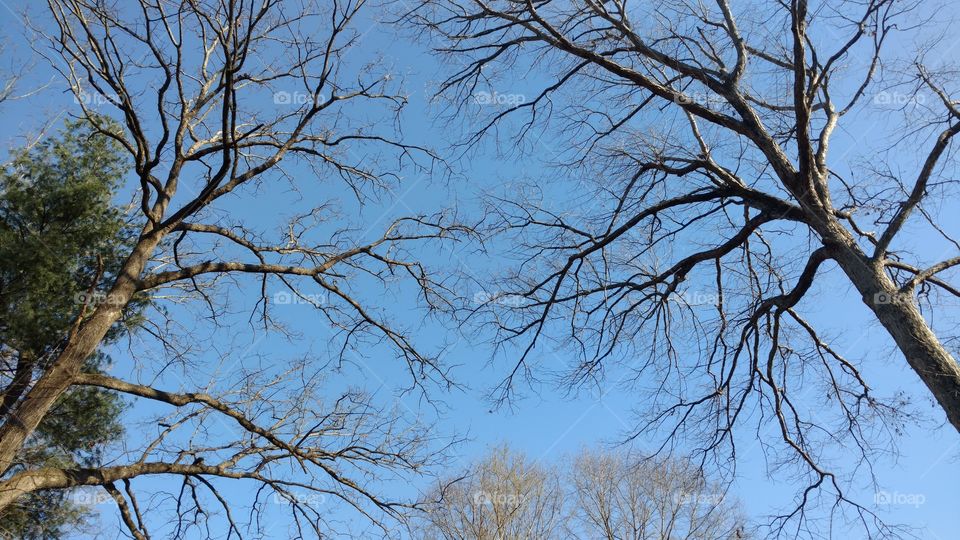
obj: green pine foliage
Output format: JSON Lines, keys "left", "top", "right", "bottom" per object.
{"left": 0, "top": 118, "right": 140, "bottom": 539}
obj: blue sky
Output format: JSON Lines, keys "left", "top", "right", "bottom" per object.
{"left": 0, "top": 0, "right": 958, "bottom": 538}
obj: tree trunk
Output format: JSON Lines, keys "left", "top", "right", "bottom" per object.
{"left": 833, "top": 245, "right": 960, "bottom": 433}
{"left": 0, "top": 309, "right": 121, "bottom": 476}
{"left": 0, "top": 352, "right": 35, "bottom": 418}
{"left": 0, "top": 236, "right": 159, "bottom": 477}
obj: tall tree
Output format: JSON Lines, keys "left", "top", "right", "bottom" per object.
{"left": 0, "top": 119, "right": 132, "bottom": 539}
{"left": 410, "top": 0, "right": 959, "bottom": 535}
{"left": 418, "top": 445, "right": 566, "bottom": 539}
{"left": 0, "top": 1, "right": 468, "bottom": 537}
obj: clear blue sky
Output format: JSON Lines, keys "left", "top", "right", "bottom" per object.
{"left": 0, "top": 1, "right": 957, "bottom": 538}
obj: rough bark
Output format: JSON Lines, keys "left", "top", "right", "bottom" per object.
{"left": 832, "top": 242, "right": 960, "bottom": 433}
{"left": 0, "top": 461, "right": 237, "bottom": 510}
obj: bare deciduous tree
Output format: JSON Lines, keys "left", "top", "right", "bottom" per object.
{"left": 408, "top": 0, "right": 959, "bottom": 535}
{"left": 415, "top": 445, "right": 747, "bottom": 539}
{"left": 416, "top": 445, "right": 565, "bottom": 539}
{"left": 570, "top": 449, "right": 746, "bottom": 540}
{"left": 0, "top": 0, "right": 470, "bottom": 537}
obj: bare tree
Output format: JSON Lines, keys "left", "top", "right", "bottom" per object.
{"left": 415, "top": 445, "right": 565, "bottom": 539}
{"left": 0, "top": 0, "right": 470, "bottom": 537}
{"left": 569, "top": 449, "right": 746, "bottom": 540}
{"left": 415, "top": 445, "right": 747, "bottom": 539}
{"left": 408, "top": 0, "right": 959, "bottom": 536}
